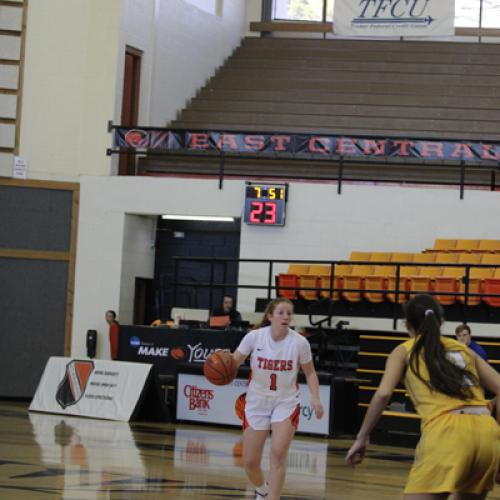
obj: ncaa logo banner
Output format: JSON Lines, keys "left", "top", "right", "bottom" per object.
{"left": 334, "top": 0, "right": 455, "bottom": 37}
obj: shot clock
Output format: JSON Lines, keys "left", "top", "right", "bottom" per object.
{"left": 243, "top": 183, "right": 287, "bottom": 226}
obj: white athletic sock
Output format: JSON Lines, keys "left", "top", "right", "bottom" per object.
{"left": 255, "top": 482, "right": 268, "bottom": 496}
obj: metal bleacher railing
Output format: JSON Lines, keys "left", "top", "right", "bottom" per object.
{"left": 167, "top": 256, "right": 500, "bottom": 329}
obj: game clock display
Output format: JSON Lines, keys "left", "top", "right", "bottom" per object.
{"left": 243, "top": 184, "right": 287, "bottom": 226}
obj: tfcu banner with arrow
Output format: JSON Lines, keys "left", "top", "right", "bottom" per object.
{"left": 334, "top": 0, "right": 455, "bottom": 37}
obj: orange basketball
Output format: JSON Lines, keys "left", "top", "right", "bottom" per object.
{"left": 234, "top": 392, "right": 246, "bottom": 421}
{"left": 170, "top": 347, "right": 186, "bottom": 360}
{"left": 203, "top": 350, "right": 236, "bottom": 386}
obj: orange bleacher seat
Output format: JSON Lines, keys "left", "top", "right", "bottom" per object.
{"left": 390, "top": 253, "right": 414, "bottom": 262}
{"left": 483, "top": 268, "right": 500, "bottom": 307}
{"left": 431, "top": 239, "right": 457, "bottom": 252}
{"left": 349, "top": 251, "right": 371, "bottom": 262}
{"left": 298, "top": 265, "right": 330, "bottom": 300}
{"left": 387, "top": 265, "right": 418, "bottom": 303}
{"left": 409, "top": 266, "right": 442, "bottom": 297}
{"left": 342, "top": 265, "right": 372, "bottom": 302}
{"left": 364, "top": 265, "right": 394, "bottom": 303}
{"left": 277, "top": 274, "right": 298, "bottom": 299}
{"left": 454, "top": 239, "right": 479, "bottom": 253}
{"left": 434, "top": 267, "right": 465, "bottom": 305}
{"left": 319, "top": 264, "right": 350, "bottom": 300}
{"left": 277, "top": 264, "right": 309, "bottom": 299}
{"left": 478, "top": 240, "right": 500, "bottom": 253}
{"left": 458, "top": 267, "right": 494, "bottom": 306}
{"left": 413, "top": 253, "right": 436, "bottom": 264}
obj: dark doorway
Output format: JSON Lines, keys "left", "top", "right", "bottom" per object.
{"left": 154, "top": 218, "right": 241, "bottom": 320}
{"left": 119, "top": 46, "right": 142, "bottom": 176}
{"left": 134, "top": 277, "right": 155, "bottom": 325}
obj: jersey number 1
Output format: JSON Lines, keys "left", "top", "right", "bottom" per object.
{"left": 269, "top": 373, "right": 277, "bottom": 391}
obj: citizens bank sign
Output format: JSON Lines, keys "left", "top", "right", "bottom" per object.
{"left": 334, "top": 0, "right": 455, "bottom": 37}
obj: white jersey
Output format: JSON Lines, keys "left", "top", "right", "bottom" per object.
{"left": 236, "top": 326, "right": 312, "bottom": 398}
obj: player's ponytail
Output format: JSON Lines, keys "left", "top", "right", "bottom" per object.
{"left": 257, "top": 297, "right": 293, "bottom": 328}
{"left": 405, "top": 294, "right": 477, "bottom": 400}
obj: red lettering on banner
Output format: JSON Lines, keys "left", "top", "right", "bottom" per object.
{"left": 481, "top": 144, "right": 500, "bottom": 161}
{"left": 420, "top": 142, "right": 444, "bottom": 158}
{"left": 190, "top": 133, "right": 209, "bottom": 149}
{"left": 244, "top": 135, "right": 265, "bottom": 151}
{"left": 308, "top": 137, "right": 331, "bottom": 155}
{"left": 216, "top": 134, "right": 238, "bottom": 151}
{"left": 270, "top": 135, "right": 291, "bottom": 152}
{"left": 451, "top": 143, "right": 474, "bottom": 159}
{"left": 336, "top": 138, "right": 357, "bottom": 155}
{"left": 393, "top": 140, "right": 415, "bottom": 156}
{"left": 361, "top": 140, "right": 386, "bottom": 156}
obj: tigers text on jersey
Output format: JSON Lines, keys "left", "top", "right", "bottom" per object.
{"left": 236, "top": 326, "right": 312, "bottom": 398}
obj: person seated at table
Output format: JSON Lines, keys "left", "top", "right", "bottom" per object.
{"left": 210, "top": 294, "right": 242, "bottom": 327}
{"left": 455, "top": 323, "right": 488, "bottom": 361}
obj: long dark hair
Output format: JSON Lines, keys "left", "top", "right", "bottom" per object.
{"left": 405, "top": 294, "right": 477, "bottom": 400}
{"left": 257, "top": 298, "right": 293, "bottom": 328}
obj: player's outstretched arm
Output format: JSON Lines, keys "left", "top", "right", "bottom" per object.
{"left": 232, "top": 350, "right": 247, "bottom": 369}
{"left": 301, "top": 361, "right": 324, "bottom": 419}
{"left": 346, "top": 344, "right": 406, "bottom": 467}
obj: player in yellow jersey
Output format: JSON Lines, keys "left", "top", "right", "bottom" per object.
{"left": 346, "top": 294, "right": 500, "bottom": 499}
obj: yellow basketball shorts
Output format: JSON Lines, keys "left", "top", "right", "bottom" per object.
{"left": 405, "top": 413, "right": 500, "bottom": 495}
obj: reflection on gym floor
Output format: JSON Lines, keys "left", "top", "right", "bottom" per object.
{"left": 0, "top": 402, "right": 499, "bottom": 499}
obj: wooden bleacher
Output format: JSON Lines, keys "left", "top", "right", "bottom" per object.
{"left": 140, "top": 37, "right": 500, "bottom": 186}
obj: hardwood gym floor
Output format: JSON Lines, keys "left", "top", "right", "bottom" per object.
{"left": 0, "top": 401, "right": 498, "bottom": 499}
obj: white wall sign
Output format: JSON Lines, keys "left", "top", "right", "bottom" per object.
{"left": 176, "top": 373, "right": 331, "bottom": 435}
{"left": 12, "top": 156, "right": 28, "bottom": 179}
{"left": 334, "top": 0, "right": 455, "bottom": 37}
{"left": 29, "top": 357, "right": 153, "bottom": 421}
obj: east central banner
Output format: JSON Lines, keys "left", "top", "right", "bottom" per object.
{"left": 112, "top": 127, "right": 500, "bottom": 163}
{"left": 334, "top": 0, "right": 455, "bottom": 37}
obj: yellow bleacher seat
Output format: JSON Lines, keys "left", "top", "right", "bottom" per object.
{"left": 342, "top": 265, "right": 372, "bottom": 302}
{"left": 431, "top": 239, "right": 457, "bottom": 252}
{"left": 369, "top": 252, "right": 392, "bottom": 263}
{"left": 387, "top": 265, "right": 418, "bottom": 303}
{"left": 364, "top": 265, "right": 394, "bottom": 303}
{"left": 454, "top": 239, "right": 479, "bottom": 253}
{"left": 319, "top": 264, "right": 350, "bottom": 300}
{"left": 413, "top": 253, "right": 436, "bottom": 263}
{"left": 390, "top": 253, "right": 414, "bottom": 262}
{"left": 458, "top": 267, "right": 494, "bottom": 306}
{"left": 434, "top": 253, "right": 458, "bottom": 264}
{"left": 349, "top": 251, "right": 371, "bottom": 262}
{"left": 478, "top": 240, "right": 500, "bottom": 253}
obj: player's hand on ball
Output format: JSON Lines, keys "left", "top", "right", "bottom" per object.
{"left": 345, "top": 438, "right": 367, "bottom": 467}
{"left": 311, "top": 398, "right": 324, "bottom": 419}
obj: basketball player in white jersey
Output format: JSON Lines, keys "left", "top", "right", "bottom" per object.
{"left": 233, "top": 297, "right": 324, "bottom": 500}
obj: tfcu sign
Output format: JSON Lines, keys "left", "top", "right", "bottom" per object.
{"left": 334, "top": 0, "right": 455, "bottom": 37}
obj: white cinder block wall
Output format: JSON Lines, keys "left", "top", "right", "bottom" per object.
{"left": 72, "top": 176, "right": 500, "bottom": 358}
{"left": 17, "top": 0, "right": 247, "bottom": 181}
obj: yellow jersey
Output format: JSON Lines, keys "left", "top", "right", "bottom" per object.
{"left": 401, "top": 336, "right": 487, "bottom": 427}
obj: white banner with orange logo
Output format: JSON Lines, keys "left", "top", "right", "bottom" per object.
{"left": 29, "top": 357, "right": 153, "bottom": 421}
{"left": 176, "top": 373, "right": 331, "bottom": 435}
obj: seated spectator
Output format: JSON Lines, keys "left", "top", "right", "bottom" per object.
{"left": 455, "top": 324, "right": 488, "bottom": 361}
{"left": 106, "top": 310, "right": 120, "bottom": 360}
{"left": 210, "top": 294, "right": 242, "bottom": 324}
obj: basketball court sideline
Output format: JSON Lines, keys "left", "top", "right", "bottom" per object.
{"left": 0, "top": 401, "right": 497, "bottom": 499}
